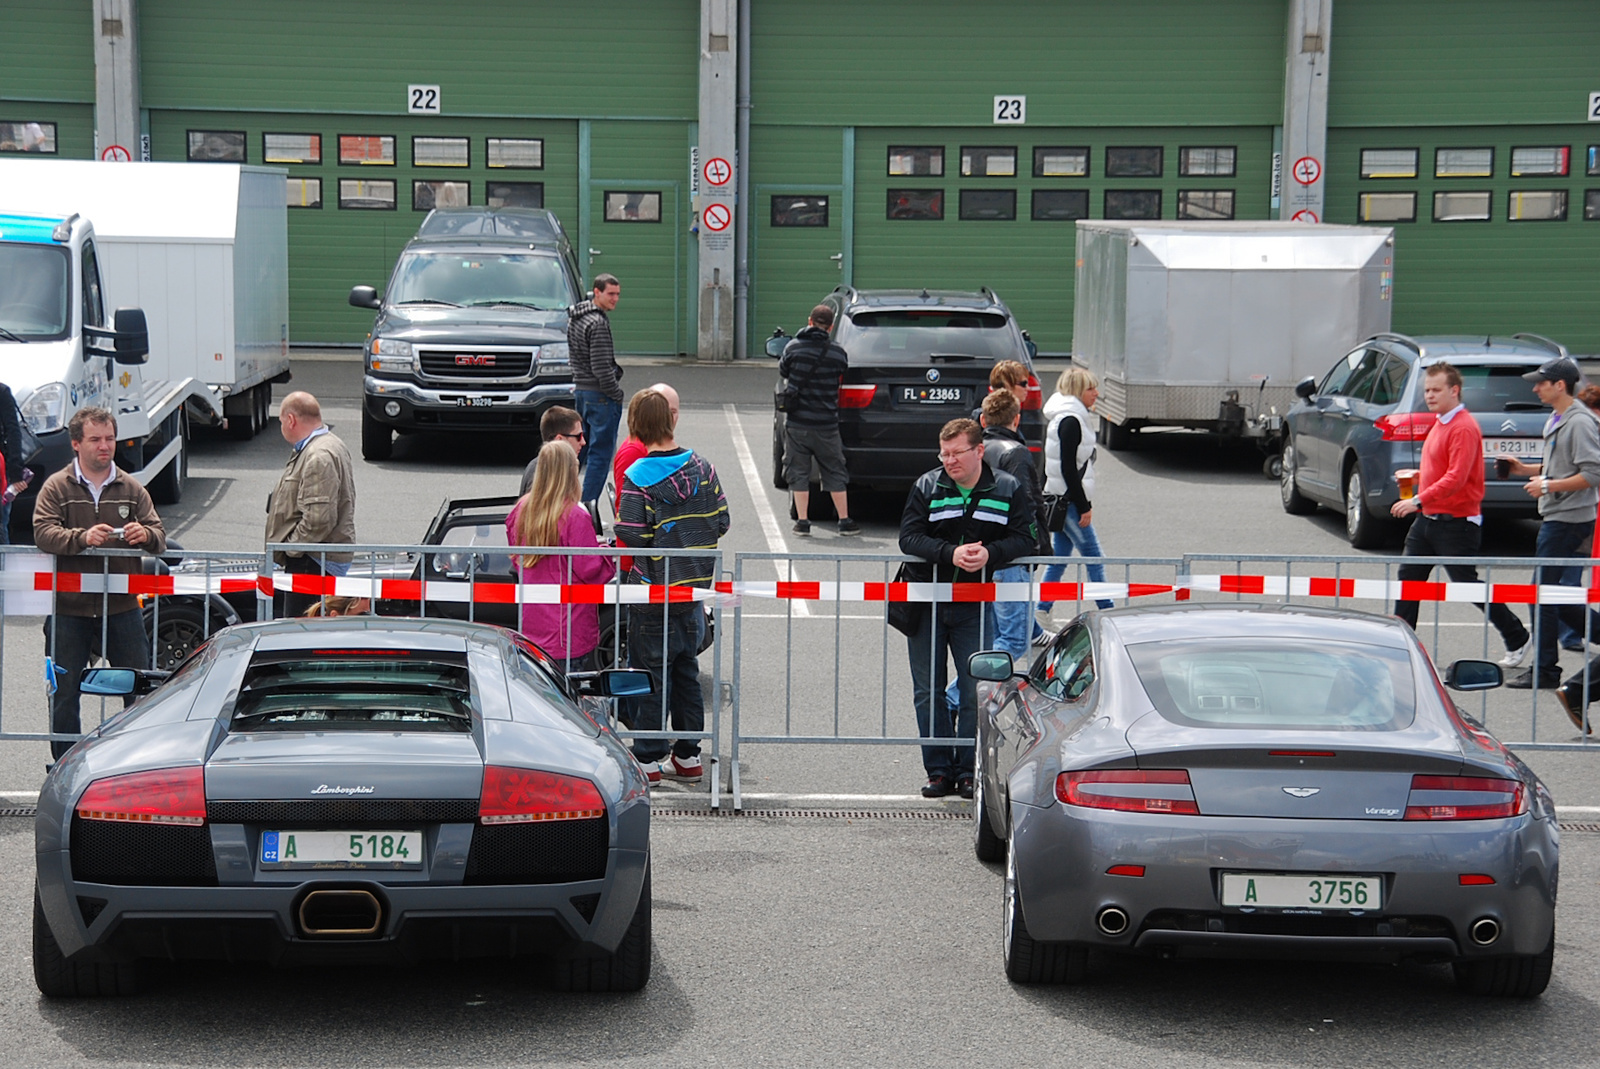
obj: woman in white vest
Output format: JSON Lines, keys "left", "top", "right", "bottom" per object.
{"left": 1039, "top": 367, "right": 1114, "bottom": 626}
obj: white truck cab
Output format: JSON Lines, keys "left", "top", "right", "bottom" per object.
{"left": 0, "top": 211, "right": 180, "bottom": 517}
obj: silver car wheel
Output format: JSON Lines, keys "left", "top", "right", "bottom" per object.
{"left": 1002, "top": 836, "right": 1019, "bottom": 967}
{"left": 1344, "top": 467, "right": 1364, "bottom": 541}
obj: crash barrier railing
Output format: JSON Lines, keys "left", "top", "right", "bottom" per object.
{"left": 725, "top": 551, "right": 1189, "bottom": 808}
{"left": 11, "top": 542, "right": 1600, "bottom": 802}
{"left": 0, "top": 544, "right": 268, "bottom": 745}
{"left": 1178, "top": 552, "right": 1600, "bottom": 751}
{"left": 267, "top": 541, "right": 728, "bottom": 807}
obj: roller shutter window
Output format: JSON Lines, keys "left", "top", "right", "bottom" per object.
{"left": 287, "top": 177, "right": 322, "bottom": 209}
{"left": 487, "top": 182, "right": 544, "bottom": 208}
{"left": 339, "top": 178, "right": 396, "bottom": 210}
{"left": 1360, "top": 149, "right": 1417, "bottom": 179}
{"left": 1433, "top": 191, "right": 1491, "bottom": 222}
{"left": 1359, "top": 192, "right": 1416, "bottom": 223}
{"left": 1178, "top": 147, "right": 1235, "bottom": 177}
{"left": 414, "top": 180, "right": 470, "bottom": 211}
{"left": 1032, "top": 189, "right": 1088, "bottom": 221}
{"left": 1033, "top": 147, "right": 1088, "bottom": 178}
{"left": 1104, "top": 190, "right": 1161, "bottom": 219}
{"left": 959, "top": 189, "right": 1016, "bottom": 220}
{"left": 188, "top": 130, "right": 245, "bottom": 162}
{"left": 887, "top": 189, "right": 943, "bottom": 220}
{"left": 1507, "top": 191, "right": 1567, "bottom": 222}
{"left": 1434, "top": 148, "right": 1492, "bottom": 178}
{"left": 1585, "top": 191, "right": 1600, "bottom": 221}
{"left": 264, "top": 133, "right": 320, "bottom": 164}
{"left": 0, "top": 120, "right": 58, "bottom": 154}
{"left": 1176, "top": 190, "right": 1235, "bottom": 220}
{"left": 487, "top": 139, "right": 543, "bottom": 169}
{"left": 888, "top": 146, "right": 943, "bottom": 177}
{"left": 339, "top": 135, "right": 395, "bottom": 166}
{"left": 960, "top": 147, "right": 1016, "bottom": 177}
{"left": 1105, "top": 147, "right": 1162, "bottom": 178}
{"left": 1509, "top": 147, "right": 1569, "bottom": 177}
{"left": 414, "top": 137, "right": 469, "bottom": 167}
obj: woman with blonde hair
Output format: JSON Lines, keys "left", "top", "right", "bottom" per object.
{"left": 1039, "top": 366, "right": 1114, "bottom": 625}
{"left": 506, "top": 438, "right": 615, "bottom": 670}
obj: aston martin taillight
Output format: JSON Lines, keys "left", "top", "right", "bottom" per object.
{"left": 479, "top": 765, "right": 606, "bottom": 824}
{"left": 1403, "top": 775, "right": 1526, "bottom": 820}
{"left": 1056, "top": 769, "right": 1200, "bottom": 815}
{"left": 76, "top": 766, "right": 207, "bottom": 826}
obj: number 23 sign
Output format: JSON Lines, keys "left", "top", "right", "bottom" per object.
{"left": 993, "top": 96, "right": 1026, "bottom": 125}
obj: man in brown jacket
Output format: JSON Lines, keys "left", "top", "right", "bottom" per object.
{"left": 266, "top": 392, "right": 357, "bottom": 617}
{"left": 34, "top": 406, "right": 167, "bottom": 761}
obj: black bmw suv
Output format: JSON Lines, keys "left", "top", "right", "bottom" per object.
{"left": 349, "top": 207, "right": 584, "bottom": 461}
{"left": 765, "top": 287, "right": 1044, "bottom": 492}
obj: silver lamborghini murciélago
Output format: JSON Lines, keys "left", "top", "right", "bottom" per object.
{"left": 34, "top": 617, "right": 654, "bottom": 996}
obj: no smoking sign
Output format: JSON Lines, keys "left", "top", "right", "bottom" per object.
{"left": 1292, "top": 156, "right": 1322, "bottom": 185}
{"left": 702, "top": 157, "right": 732, "bottom": 187}
{"left": 702, "top": 202, "right": 732, "bottom": 232}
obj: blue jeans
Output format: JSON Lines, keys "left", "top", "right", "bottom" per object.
{"left": 574, "top": 390, "right": 622, "bottom": 503}
{"left": 1042, "top": 507, "right": 1114, "bottom": 610}
{"left": 627, "top": 606, "right": 706, "bottom": 763}
{"left": 946, "top": 564, "right": 1030, "bottom": 710}
{"left": 907, "top": 604, "right": 981, "bottom": 781}
{"left": 47, "top": 609, "right": 148, "bottom": 760}
{"left": 1534, "top": 520, "right": 1600, "bottom": 675}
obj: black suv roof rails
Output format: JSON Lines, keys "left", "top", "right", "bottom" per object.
{"left": 1511, "top": 332, "right": 1569, "bottom": 358}
{"left": 1369, "top": 331, "right": 1422, "bottom": 354}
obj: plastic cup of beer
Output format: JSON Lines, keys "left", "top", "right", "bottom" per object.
{"left": 1395, "top": 469, "right": 1419, "bottom": 499}
{"left": 1494, "top": 456, "right": 1513, "bottom": 480}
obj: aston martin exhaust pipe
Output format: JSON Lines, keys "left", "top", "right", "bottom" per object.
{"left": 1096, "top": 906, "right": 1130, "bottom": 936}
{"left": 1469, "top": 917, "right": 1501, "bottom": 946}
{"left": 298, "top": 889, "right": 382, "bottom": 937}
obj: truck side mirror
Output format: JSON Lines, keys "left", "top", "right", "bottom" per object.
{"left": 111, "top": 307, "right": 149, "bottom": 364}
{"left": 1294, "top": 376, "right": 1317, "bottom": 400}
{"left": 349, "top": 285, "right": 382, "bottom": 310}
{"left": 1021, "top": 330, "right": 1038, "bottom": 360}
{"left": 764, "top": 330, "right": 788, "bottom": 358}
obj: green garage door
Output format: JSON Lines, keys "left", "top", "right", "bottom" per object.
{"left": 852, "top": 126, "right": 1274, "bottom": 353}
{"left": 585, "top": 121, "right": 691, "bottom": 355}
{"left": 752, "top": 185, "right": 845, "bottom": 339}
{"left": 148, "top": 110, "right": 579, "bottom": 344}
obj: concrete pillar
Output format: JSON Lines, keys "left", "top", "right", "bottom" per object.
{"left": 696, "top": 0, "right": 737, "bottom": 361}
{"left": 93, "top": 0, "right": 142, "bottom": 161}
{"left": 1281, "top": 0, "right": 1332, "bottom": 223}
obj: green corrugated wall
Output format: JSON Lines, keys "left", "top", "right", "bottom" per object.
{"left": 0, "top": 0, "right": 94, "bottom": 158}
{"left": 1329, "top": 1, "right": 1600, "bottom": 349}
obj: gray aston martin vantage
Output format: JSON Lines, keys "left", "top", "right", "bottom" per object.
{"left": 969, "top": 603, "right": 1559, "bottom": 997}
{"left": 34, "top": 617, "right": 654, "bottom": 997}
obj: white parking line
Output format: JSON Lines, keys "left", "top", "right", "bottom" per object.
{"left": 724, "top": 404, "right": 809, "bottom": 617}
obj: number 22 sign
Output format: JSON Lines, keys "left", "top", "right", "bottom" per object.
{"left": 408, "top": 85, "right": 441, "bottom": 115}
{"left": 993, "top": 95, "right": 1026, "bottom": 125}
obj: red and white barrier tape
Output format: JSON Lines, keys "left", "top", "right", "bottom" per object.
{"left": 10, "top": 569, "right": 1600, "bottom": 608}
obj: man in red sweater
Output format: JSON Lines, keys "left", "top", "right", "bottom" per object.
{"left": 1390, "top": 362, "right": 1531, "bottom": 660}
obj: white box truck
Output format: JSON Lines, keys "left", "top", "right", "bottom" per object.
{"left": 0, "top": 160, "right": 290, "bottom": 530}
{"left": 1073, "top": 220, "right": 1394, "bottom": 463}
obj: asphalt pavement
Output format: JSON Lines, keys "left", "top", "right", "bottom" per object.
{"left": 0, "top": 353, "right": 1597, "bottom": 1067}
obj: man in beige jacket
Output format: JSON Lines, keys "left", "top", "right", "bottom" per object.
{"left": 34, "top": 406, "right": 167, "bottom": 760}
{"left": 266, "top": 392, "right": 356, "bottom": 617}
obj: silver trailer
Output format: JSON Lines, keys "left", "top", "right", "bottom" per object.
{"left": 1073, "top": 220, "right": 1394, "bottom": 455}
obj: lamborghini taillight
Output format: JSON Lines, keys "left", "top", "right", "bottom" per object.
{"left": 479, "top": 765, "right": 606, "bottom": 824}
{"left": 76, "top": 766, "right": 207, "bottom": 826}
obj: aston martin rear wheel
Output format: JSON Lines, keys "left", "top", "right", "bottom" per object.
{"left": 1002, "top": 830, "right": 1087, "bottom": 984}
{"left": 552, "top": 864, "right": 651, "bottom": 993}
{"left": 1452, "top": 923, "right": 1554, "bottom": 998}
{"left": 33, "top": 888, "right": 141, "bottom": 998}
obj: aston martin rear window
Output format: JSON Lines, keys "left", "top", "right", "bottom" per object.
{"left": 232, "top": 651, "right": 473, "bottom": 732}
{"left": 1126, "top": 640, "right": 1416, "bottom": 732}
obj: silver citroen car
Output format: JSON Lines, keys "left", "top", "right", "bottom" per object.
{"left": 34, "top": 617, "right": 654, "bottom": 996}
{"left": 969, "top": 603, "right": 1559, "bottom": 996}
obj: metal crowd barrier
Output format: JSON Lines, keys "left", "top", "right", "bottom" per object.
{"left": 268, "top": 540, "right": 727, "bottom": 807}
{"left": 9, "top": 541, "right": 1600, "bottom": 807}
{"left": 725, "top": 551, "right": 1189, "bottom": 808}
{"left": 0, "top": 544, "right": 267, "bottom": 745}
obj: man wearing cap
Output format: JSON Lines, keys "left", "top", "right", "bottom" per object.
{"left": 1502, "top": 356, "right": 1600, "bottom": 689}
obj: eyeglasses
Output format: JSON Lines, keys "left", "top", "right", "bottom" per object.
{"left": 558, "top": 430, "right": 587, "bottom": 443}
{"left": 937, "top": 445, "right": 978, "bottom": 464}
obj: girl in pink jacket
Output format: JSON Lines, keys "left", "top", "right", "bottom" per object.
{"left": 506, "top": 440, "right": 615, "bottom": 670}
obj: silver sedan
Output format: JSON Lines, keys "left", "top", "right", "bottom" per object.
{"left": 969, "top": 603, "right": 1558, "bottom": 996}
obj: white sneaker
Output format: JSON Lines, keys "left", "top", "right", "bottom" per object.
{"left": 1500, "top": 642, "right": 1531, "bottom": 668}
{"left": 668, "top": 754, "right": 704, "bottom": 780}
